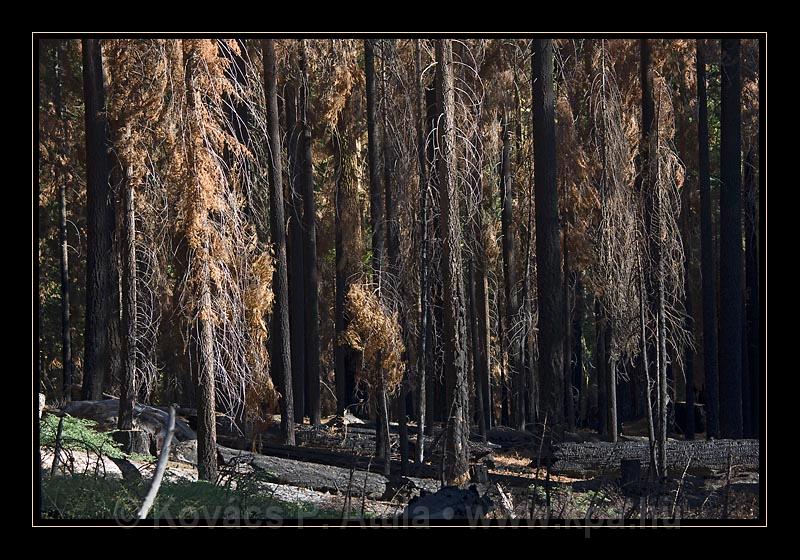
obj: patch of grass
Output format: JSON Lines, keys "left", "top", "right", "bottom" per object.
{"left": 41, "top": 475, "right": 343, "bottom": 521}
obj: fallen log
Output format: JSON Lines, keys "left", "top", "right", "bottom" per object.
{"left": 216, "top": 446, "right": 388, "bottom": 499}
{"left": 63, "top": 400, "right": 196, "bottom": 451}
{"left": 540, "top": 439, "right": 759, "bottom": 478}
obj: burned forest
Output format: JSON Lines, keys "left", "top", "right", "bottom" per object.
{"left": 34, "top": 34, "right": 765, "bottom": 527}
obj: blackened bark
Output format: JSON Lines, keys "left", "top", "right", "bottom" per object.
{"left": 436, "top": 39, "right": 470, "bottom": 485}
{"left": 414, "top": 40, "right": 429, "bottom": 458}
{"left": 365, "top": 39, "right": 384, "bottom": 283}
{"left": 365, "top": 39, "right": 390, "bottom": 474}
{"left": 696, "top": 41, "right": 720, "bottom": 439}
{"left": 572, "top": 275, "right": 584, "bottom": 427}
{"left": 298, "top": 43, "right": 321, "bottom": 427}
{"left": 682, "top": 178, "right": 696, "bottom": 440}
{"left": 263, "top": 39, "right": 295, "bottom": 445}
{"left": 424, "top": 84, "right": 439, "bottom": 437}
{"left": 595, "top": 301, "right": 607, "bottom": 436}
{"left": 500, "top": 114, "right": 525, "bottom": 430}
{"left": 563, "top": 225, "right": 575, "bottom": 433}
{"left": 719, "top": 39, "right": 743, "bottom": 439}
{"left": 334, "top": 113, "right": 361, "bottom": 417}
{"left": 476, "top": 237, "right": 492, "bottom": 434}
{"left": 639, "top": 254, "right": 658, "bottom": 477}
{"left": 53, "top": 44, "right": 73, "bottom": 402}
{"left": 285, "top": 57, "right": 306, "bottom": 423}
{"left": 81, "top": 38, "right": 114, "bottom": 401}
{"left": 469, "top": 130, "right": 491, "bottom": 440}
{"left": 640, "top": 39, "right": 668, "bottom": 477}
{"left": 607, "top": 333, "right": 618, "bottom": 442}
{"left": 118, "top": 158, "right": 136, "bottom": 432}
{"left": 744, "top": 147, "right": 759, "bottom": 439}
{"left": 532, "top": 39, "right": 565, "bottom": 427}
{"left": 467, "top": 257, "right": 486, "bottom": 440}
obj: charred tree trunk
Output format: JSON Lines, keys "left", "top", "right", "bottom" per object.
{"left": 263, "top": 39, "right": 295, "bottom": 446}
{"left": 572, "top": 275, "right": 584, "bottom": 428}
{"left": 532, "top": 39, "right": 565, "bottom": 427}
{"left": 298, "top": 43, "right": 321, "bottom": 427}
{"left": 744, "top": 146, "right": 759, "bottom": 439}
{"left": 595, "top": 301, "right": 607, "bottom": 437}
{"left": 81, "top": 38, "right": 114, "bottom": 401}
{"left": 364, "top": 39, "right": 391, "bottom": 474}
{"left": 414, "top": 40, "right": 429, "bottom": 459}
{"left": 681, "top": 161, "right": 696, "bottom": 441}
{"left": 424, "top": 84, "right": 440, "bottom": 437}
{"left": 285, "top": 56, "right": 306, "bottom": 424}
{"left": 53, "top": 44, "right": 73, "bottom": 402}
{"left": 500, "top": 114, "right": 525, "bottom": 430}
{"left": 334, "top": 101, "right": 362, "bottom": 418}
{"left": 436, "top": 39, "right": 470, "bottom": 486}
{"left": 640, "top": 39, "right": 668, "bottom": 477}
{"left": 365, "top": 40, "right": 385, "bottom": 285}
{"left": 117, "top": 146, "right": 136, "bottom": 433}
{"left": 563, "top": 224, "right": 575, "bottom": 433}
{"left": 607, "top": 340, "right": 618, "bottom": 442}
{"left": 696, "top": 41, "right": 720, "bottom": 439}
{"left": 381, "top": 41, "right": 409, "bottom": 473}
{"left": 719, "top": 39, "right": 743, "bottom": 439}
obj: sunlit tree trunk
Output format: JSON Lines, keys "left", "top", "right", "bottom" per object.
{"left": 436, "top": 39, "right": 470, "bottom": 485}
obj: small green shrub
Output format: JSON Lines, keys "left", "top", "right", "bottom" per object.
{"left": 40, "top": 414, "right": 127, "bottom": 459}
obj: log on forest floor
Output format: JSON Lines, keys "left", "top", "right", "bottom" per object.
{"left": 216, "top": 445, "right": 389, "bottom": 499}
{"left": 541, "top": 439, "right": 760, "bottom": 478}
{"left": 63, "top": 400, "right": 196, "bottom": 452}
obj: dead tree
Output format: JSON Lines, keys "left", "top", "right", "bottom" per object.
{"left": 53, "top": 43, "right": 73, "bottom": 402}
{"left": 364, "top": 39, "right": 391, "bottom": 475}
{"left": 298, "top": 42, "right": 322, "bottom": 427}
{"left": 718, "top": 38, "right": 744, "bottom": 439}
{"left": 81, "top": 38, "right": 115, "bottom": 401}
{"left": 696, "top": 40, "right": 720, "bottom": 439}
{"left": 532, "top": 39, "right": 566, "bottom": 427}
{"left": 263, "top": 39, "right": 295, "bottom": 445}
{"left": 500, "top": 113, "right": 525, "bottom": 430}
{"left": 436, "top": 39, "right": 470, "bottom": 485}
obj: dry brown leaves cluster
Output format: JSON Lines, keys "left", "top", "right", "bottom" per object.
{"left": 343, "top": 283, "right": 405, "bottom": 395}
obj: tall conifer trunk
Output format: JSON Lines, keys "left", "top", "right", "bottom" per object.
{"left": 263, "top": 39, "right": 296, "bottom": 446}
{"left": 719, "top": 39, "right": 744, "bottom": 439}
{"left": 81, "top": 38, "right": 114, "bottom": 401}
{"left": 532, "top": 39, "right": 565, "bottom": 428}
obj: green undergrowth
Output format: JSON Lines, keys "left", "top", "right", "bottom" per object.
{"left": 41, "top": 475, "right": 342, "bottom": 521}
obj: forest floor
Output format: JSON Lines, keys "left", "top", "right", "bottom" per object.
{"left": 37, "top": 402, "right": 760, "bottom": 523}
